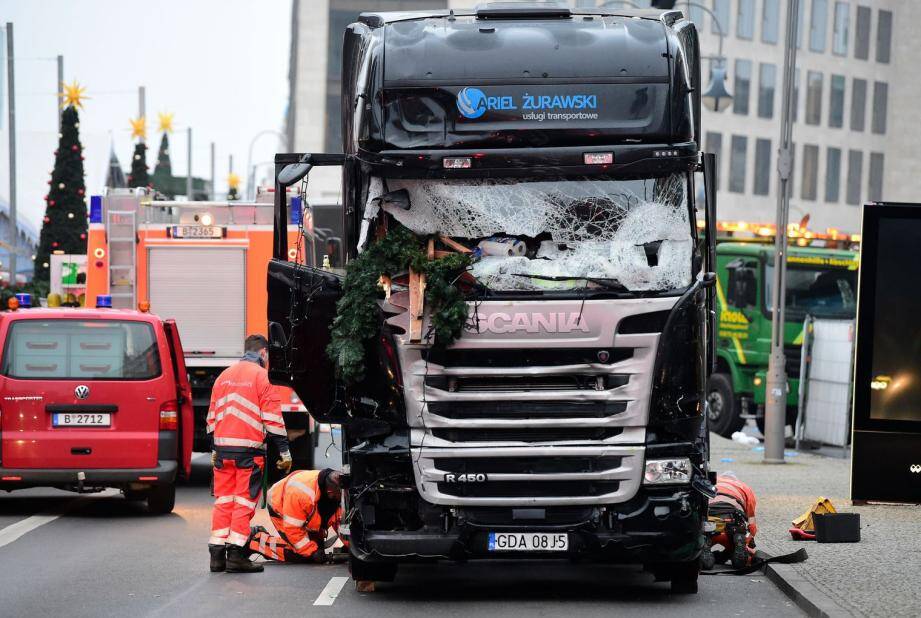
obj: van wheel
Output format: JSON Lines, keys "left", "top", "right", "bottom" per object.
{"left": 147, "top": 482, "right": 176, "bottom": 515}
{"left": 669, "top": 560, "right": 700, "bottom": 594}
{"left": 706, "top": 374, "right": 744, "bottom": 437}
{"left": 349, "top": 554, "right": 397, "bottom": 583}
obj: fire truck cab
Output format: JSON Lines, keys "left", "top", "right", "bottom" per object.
{"left": 83, "top": 188, "right": 317, "bottom": 471}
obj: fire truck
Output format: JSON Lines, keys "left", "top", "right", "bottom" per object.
{"left": 83, "top": 188, "right": 317, "bottom": 468}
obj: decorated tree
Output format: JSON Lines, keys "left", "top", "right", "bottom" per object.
{"left": 227, "top": 172, "right": 241, "bottom": 201}
{"left": 127, "top": 116, "right": 150, "bottom": 188}
{"left": 34, "top": 82, "right": 90, "bottom": 284}
{"left": 151, "top": 112, "right": 174, "bottom": 197}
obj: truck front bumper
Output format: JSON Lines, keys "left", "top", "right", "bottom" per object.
{"left": 350, "top": 487, "right": 705, "bottom": 565}
{"left": 0, "top": 460, "right": 178, "bottom": 490}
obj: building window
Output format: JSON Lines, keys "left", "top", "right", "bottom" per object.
{"left": 758, "top": 63, "right": 776, "bottom": 119}
{"left": 792, "top": 68, "right": 801, "bottom": 122}
{"left": 876, "top": 9, "right": 892, "bottom": 64}
{"left": 826, "top": 147, "right": 842, "bottom": 202}
{"left": 796, "top": 0, "right": 807, "bottom": 48}
{"left": 754, "top": 138, "right": 772, "bottom": 196}
{"left": 829, "top": 75, "right": 845, "bottom": 128}
{"left": 854, "top": 5, "right": 871, "bottom": 60}
{"left": 713, "top": 0, "right": 730, "bottom": 36}
{"left": 805, "top": 71, "right": 823, "bottom": 126}
{"left": 850, "top": 78, "right": 867, "bottom": 132}
{"left": 810, "top": 0, "right": 828, "bottom": 52}
{"left": 733, "top": 59, "right": 752, "bottom": 116}
{"left": 762, "top": 0, "right": 780, "bottom": 43}
{"left": 868, "top": 152, "right": 884, "bottom": 201}
{"left": 846, "top": 150, "right": 863, "bottom": 205}
{"left": 688, "top": 3, "right": 706, "bottom": 26}
{"left": 832, "top": 1, "right": 849, "bottom": 55}
{"left": 872, "top": 82, "right": 888, "bottom": 134}
{"left": 729, "top": 135, "right": 748, "bottom": 194}
{"left": 737, "top": 0, "right": 755, "bottom": 39}
{"left": 706, "top": 132, "right": 723, "bottom": 189}
{"left": 801, "top": 144, "right": 820, "bottom": 201}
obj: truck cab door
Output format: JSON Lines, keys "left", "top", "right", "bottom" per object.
{"left": 163, "top": 319, "right": 194, "bottom": 479}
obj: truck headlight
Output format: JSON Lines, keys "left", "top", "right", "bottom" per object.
{"left": 643, "top": 458, "right": 692, "bottom": 485}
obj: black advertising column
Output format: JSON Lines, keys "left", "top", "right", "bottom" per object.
{"left": 851, "top": 202, "right": 921, "bottom": 503}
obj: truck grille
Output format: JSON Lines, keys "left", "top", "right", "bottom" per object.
{"left": 421, "top": 347, "right": 633, "bottom": 368}
{"left": 426, "top": 401, "right": 627, "bottom": 420}
{"left": 434, "top": 455, "right": 623, "bottom": 475}
{"left": 432, "top": 427, "right": 623, "bottom": 444}
{"left": 424, "top": 374, "right": 629, "bottom": 392}
{"left": 437, "top": 480, "right": 621, "bottom": 499}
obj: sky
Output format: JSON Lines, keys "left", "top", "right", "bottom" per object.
{"left": 0, "top": 0, "right": 293, "bottom": 232}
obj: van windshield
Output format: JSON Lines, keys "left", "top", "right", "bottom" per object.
{"left": 1, "top": 320, "right": 161, "bottom": 380}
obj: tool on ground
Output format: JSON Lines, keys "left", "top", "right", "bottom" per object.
{"left": 701, "top": 474, "right": 758, "bottom": 570}
{"left": 789, "top": 497, "right": 836, "bottom": 540}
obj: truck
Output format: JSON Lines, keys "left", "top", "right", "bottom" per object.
{"left": 707, "top": 227, "right": 859, "bottom": 437}
{"left": 267, "top": 4, "right": 718, "bottom": 592}
{"left": 82, "top": 188, "right": 317, "bottom": 470}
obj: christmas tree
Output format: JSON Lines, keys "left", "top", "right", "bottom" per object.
{"left": 127, "top": 116, "right": 150, "bottom": 189}
{"left": 151, "top": 112, "right": 174, "bottom": 197}
{"left": 34, "top": 82, "right": 89, "bottom": 284}
{"left": 227, "top": 172, "right": 241, "bottom": 201}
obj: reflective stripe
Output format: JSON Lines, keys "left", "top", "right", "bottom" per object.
{"left": 211, "top": 527, "right": 230, "bottom": 537}
{"left": 283, "top": 514, "right": 306, "bottom": 527}
{"left": 214, "top": 437, "right": 265, "bottom": 450}
{"left": 214, "top": 392, "right": 261, "bottom": 415}
{"left": 258, "top": 534, "right": 267, "bottom": 554}
{"left": 265, "top": 424, "right": 287, "bottom": 436}
{"left": 208, "top": 536, "right": 227, "bottom": 545}
{"left": 214, "top": 495, "right": 234, "bottom": 505}
{"left": 269, "top": 538, "right": 278, "bottom": 557}
{"left": 227, "top": 531, "right": 249, "bottom": 546}
{"left": 286, "top": 479, "right": 317, "bottom": 501}
{"left": 262, "top": 412, "right": 285, "bottom": 424}
{"left": 219, "top": 406, "right": 264, "bottom": 432}
{"left": 293, "top": 537, "right": 312, "bottom": 550}
{"left": 234, "top": 495, "right": 258, "bottom": 509}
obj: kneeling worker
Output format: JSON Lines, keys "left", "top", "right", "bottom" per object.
{"left": 248, "top": 468, "right": 346, "bottom": 563}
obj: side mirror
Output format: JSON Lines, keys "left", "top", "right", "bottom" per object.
{"left": 726, "top": 262, "right": 757, "bottom": 308}
{"left": 278, "top": 162, "right": 313, "bottom": 186}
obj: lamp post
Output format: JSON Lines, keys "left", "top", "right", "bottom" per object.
{"left": 678, "top": 1, "right": 733, "bottom": 112}
{"left": 246, "top": 130, "right": 288, "bottom": 201}
{"left": 763, "top": 0, "right": 800, "bottom": 464}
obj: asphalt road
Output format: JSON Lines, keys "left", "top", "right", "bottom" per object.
{"left": 0, "top": 438, "right": 803, "bottom": 618}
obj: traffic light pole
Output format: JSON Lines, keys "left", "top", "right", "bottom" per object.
{"left": 764, "top": 0, "right": 800, "bottom": 464}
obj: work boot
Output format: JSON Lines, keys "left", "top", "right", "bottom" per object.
{"left": 225, "top": 544, "right": 264, "bottom": 573}
{"left": 209, "top": 544, "right": 226, "bottom": 573}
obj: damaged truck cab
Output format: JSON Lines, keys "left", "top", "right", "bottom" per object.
{"left": 268, "top": 5, "right": 718, "bottom": 593}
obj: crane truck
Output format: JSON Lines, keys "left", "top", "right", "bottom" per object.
{"left": 268, "top": 4, "right": 718, "bottom": 593}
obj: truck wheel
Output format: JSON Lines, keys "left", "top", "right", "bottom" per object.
{"left": 349, "top": 554, "right": 397, "bottom": 583}
{"left": 669, "top": 560, "right": 700, "bottom": 594}
{"left": 147, "top": 482, "right": 176, "bottom": 515}
{"left": 706, "top": 374, "right": 744, "bottom": 437}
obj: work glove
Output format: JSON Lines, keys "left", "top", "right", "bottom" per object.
{"left": 276, "top": 451, "right": 293, "bottom": 473}
{"left": 211, "top": 451, "right": 217, "bottom": 468}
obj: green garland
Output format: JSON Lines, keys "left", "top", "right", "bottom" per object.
{"left": 327, "top": 226, "right": 472, "bottom": 383}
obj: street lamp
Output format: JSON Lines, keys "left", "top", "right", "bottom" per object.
{"left": 246, "top": 130, "right": 289, "bottom": 201}
{"left": 679, "top": 1, "right": 733, "bottom": 113}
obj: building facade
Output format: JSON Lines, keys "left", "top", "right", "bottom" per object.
{"left": 286, "top": 0, "right": 920, "bottom": 231}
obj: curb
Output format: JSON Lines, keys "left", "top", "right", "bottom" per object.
{"left": 765, "top": 563, "right": 854, "bottom": 617}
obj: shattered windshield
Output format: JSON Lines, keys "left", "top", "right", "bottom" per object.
{"left": 369, "top": 173, "right": 694, "bottom": 293}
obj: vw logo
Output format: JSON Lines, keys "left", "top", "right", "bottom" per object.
{"left": 457, "top": 87, "right": 487, "bottom": 119}
{"left": 74, "top": 385, "right": 90, "bottom": 400}
{"left": 910, "top": 464, "right": 921, "bottom": 474}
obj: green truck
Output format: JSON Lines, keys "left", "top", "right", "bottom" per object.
{"left": 707, "top": 241, "right": 859, "bottom": 436}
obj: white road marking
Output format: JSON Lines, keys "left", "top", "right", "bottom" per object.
{"left": 0, "top": 489, "right": 119, "bottom": 550}
{"left": 313, "top": 576, "right": 350, "bottom": 606}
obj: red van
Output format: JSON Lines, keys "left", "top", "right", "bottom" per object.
{"left": 0, "top": 304, "right": 193, "bottom": 514}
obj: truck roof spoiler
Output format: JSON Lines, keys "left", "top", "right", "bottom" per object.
{"left": 475, "top": 3, "right": 571, "bottom": 19}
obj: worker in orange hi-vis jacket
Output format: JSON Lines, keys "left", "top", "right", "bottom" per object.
{"left": 247, "top": 469, "right": 347, "bottom": 563}
{"left": 206, "top": 334, "right": 292, "bottom": 574}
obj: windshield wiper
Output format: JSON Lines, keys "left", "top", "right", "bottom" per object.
{"left": 509, "top": 273, "right": 628, "bottom": 291}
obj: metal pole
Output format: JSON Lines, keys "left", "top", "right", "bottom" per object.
{"left": 6, "top": 23, "right": 17, "bottom": 283}
{"left": 56, "top": 55, "right": 63, "bottom": 132}
{"left": 186, "top": 126, "right": 192, "bottom": 199}
{"left": 138, "top": 86, "right": 145, "bottom": 143}
{"left": 764, "top": 0, "right": 800, "bottom": 464}
{"left": 210, "top": 142, "right": 216, "bottom": 201}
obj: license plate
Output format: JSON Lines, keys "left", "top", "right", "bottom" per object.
{"left": 170, "top": 225, "right": 223, "bottom": 239}
{"left": 488, "top": 532, "right": 568, "bottom": 552}
{"left": 53, "top": 413, "right": 111, "bottom": 427}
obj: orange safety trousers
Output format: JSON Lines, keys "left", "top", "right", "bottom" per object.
{"left": 248, "top": 509, "right": 345, "bottom": 563}
{"left": 209, "top": 456, "right": 264, "bottom": 548}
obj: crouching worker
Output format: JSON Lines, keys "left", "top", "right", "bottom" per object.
{"left": 248, "top": 468, "right": 347, "bottom": 563}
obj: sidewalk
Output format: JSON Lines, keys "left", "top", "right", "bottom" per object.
{"left": 710, "top": 433, "right": 921, "bottom": 617}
